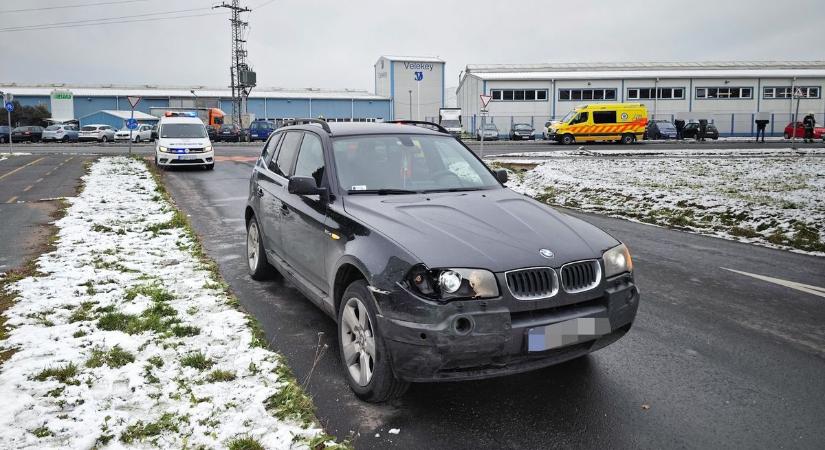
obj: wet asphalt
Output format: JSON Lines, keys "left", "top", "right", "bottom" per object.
{"left": 155, "top": 153, "right": 825, "bottom": 450}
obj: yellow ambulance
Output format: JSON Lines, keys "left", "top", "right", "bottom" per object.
{"left": 547, "top": 103, "right": 648, "bottom": 144}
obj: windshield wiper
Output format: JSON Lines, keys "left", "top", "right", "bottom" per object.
{"left": 348, "top": 189, "right": 419, "bottom": 195}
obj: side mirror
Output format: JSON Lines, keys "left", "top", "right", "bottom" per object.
{"left": 288, "top": 176, "right": 328, "bottom": 200}
{"left": 494, "top": 169, "right": 508, "bottom": 184}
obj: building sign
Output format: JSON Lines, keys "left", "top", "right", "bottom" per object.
{"left": 50, "top": 89, "right": 74, "bottom": 122}
{"left": 403, "top": 62, "right": 434, "bottom": 71}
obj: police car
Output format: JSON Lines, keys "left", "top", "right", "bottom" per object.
{"left": 154, "top": 112, "right": 214, "bottom": 170}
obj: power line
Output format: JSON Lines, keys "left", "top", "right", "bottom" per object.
{"left": 0, "top": 11, "right": 226, "bottom": 33}
{"left": 0, "top": 0, "right": 151, "bottom": 14}
{"left": 0, "top": 6, "right": 214, "bottom": 32}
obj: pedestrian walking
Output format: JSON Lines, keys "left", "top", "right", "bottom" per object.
{"left": 675, "top": 119, "right": 685, "bottom": 140}
{"left": 802, "top": 113, "right": 816, "bottom": 143}
{"left": 755, "top": 119, "right": 769, "bottom": 143}
{"left": 698, "top": 119, "right": 708, "bottom": 142}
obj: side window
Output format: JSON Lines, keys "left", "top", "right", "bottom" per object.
{"left": 270, "top": 131, "right": 302, "bottom": 177}
{"left": 593, "top": 111, "right": 616, "bottom": 124}
{"left": 262, "top": 132, "right": 283, "bottom": 163}
{"left": 293, "top": 133, "right": 325, "bottom": 187}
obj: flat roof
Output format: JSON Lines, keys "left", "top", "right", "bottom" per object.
{"left": 379, "top": 55, "right": 445, "bottom": 63}
{"left": 0, "top": 83, "right": 390, "bottom": 101}
{"left": 466, "top": 60, "right": 825, "bottom": 73}
{"left": 466, "top": 69, "right": 825, "bottom": 81}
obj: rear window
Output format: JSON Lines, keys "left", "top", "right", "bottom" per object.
{"left": 46, "top": 125, "right": 61, "bottom": 131}
{"left": 81, "top": 126, "right": 97, "bottom": 131}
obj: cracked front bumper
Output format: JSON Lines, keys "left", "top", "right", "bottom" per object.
{"left": 373, "top": 273, "right": 639, "bottom": 382}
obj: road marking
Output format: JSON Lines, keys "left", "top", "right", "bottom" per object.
{"left": 722, "top": 267, "right": 825, "bottom": 299}
{"left": 6, "top": 196, "right": 18, "bottom": 203}
{"left": 36, "top": 178, "right": 44, "bottom": 183}
{"left": 23, "top": 185, "right": 33, "bottom": 192}
{"left": 0, "top": 157, "right": 45, "bottom": 181}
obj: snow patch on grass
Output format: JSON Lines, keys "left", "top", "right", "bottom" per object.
{"left": 0, "top": 157, "right": 326, "bottom": 448}
{"left": 508, "top": 155, "right": 825, "bottom": 255}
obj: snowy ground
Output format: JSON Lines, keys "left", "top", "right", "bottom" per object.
{"left": 0, "top": 157, "right": 328, "bottom": 449}
{"left": 506, "top": 153, "right": 825, "bottom": 255}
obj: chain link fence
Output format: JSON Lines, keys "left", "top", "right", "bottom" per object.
{"left": 425, "top": 112, "right": 825, "bottom": 140}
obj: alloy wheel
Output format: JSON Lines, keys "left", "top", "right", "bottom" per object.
{"left": 247, "top": 221, "right": 260, "bottom": 271}
{"left": 341, "top": 297, "right": 375, "bottom": 386}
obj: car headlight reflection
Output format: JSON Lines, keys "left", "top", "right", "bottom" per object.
{"left": 603, "top": 243, "right": 633, "bottom": 278}
{"left": 408, "top": 266, "right": 499, "bottom": 301}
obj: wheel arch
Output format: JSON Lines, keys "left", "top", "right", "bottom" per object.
{"left": 332, "top": 257, "right": 371, "bottom": 317}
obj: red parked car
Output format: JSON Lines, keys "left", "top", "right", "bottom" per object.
{"left": 783, "top": 122, "right": 825, "bottom": 139}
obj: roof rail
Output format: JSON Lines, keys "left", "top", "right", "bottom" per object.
{"left": 387, "top": 120, "right": 449, "bottom": 134}
{"left": 282, "top": 118, "right": 331, "bottom": 133}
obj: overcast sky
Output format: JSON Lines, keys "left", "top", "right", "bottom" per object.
{"left": 1, "top": 0, "right": 824, "bottom": 93}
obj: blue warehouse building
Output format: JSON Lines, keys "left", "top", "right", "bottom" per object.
{"left": 0, "top": 83, "right": 393, "bottom": 125}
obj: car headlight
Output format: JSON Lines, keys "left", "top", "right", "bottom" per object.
{"left": 603, "top": 243, "right": 633, "bottom": 278}
{"left": 157, "top": 146, "right": 168, "bottom": 153}
{"left": 204, "top": 145, "right": 213, "bottom": 152}
{"left": 407, "top": 265, "right": 499, "bottom": 301}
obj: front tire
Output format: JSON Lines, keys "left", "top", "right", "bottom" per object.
{"left": 101, "top": 136, "right": 109, "bottom": 143}
{"left": 561, "top": 134, "right": 575, "bottom": 145}
{"left": 246, "top": 216, "right": 275, "bottom": 280}
{"left": 338, "top": 280, "right": 409, "bottom": 402}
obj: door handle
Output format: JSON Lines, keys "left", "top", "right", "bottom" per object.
{"left": 256, "top": 187, "right": 264, "bottom": 198}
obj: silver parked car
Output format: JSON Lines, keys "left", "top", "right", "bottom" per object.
{"left": 41, "top": 124, "right": 79, "bottom": 142}
{"left": 476, "top": 123, "right": 500, "bottom": 141}
{"left": 79, "top": 124, "right": 116, "bottom": 142}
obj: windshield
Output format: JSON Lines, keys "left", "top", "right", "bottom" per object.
{"left": 514, "top": 124, "right": 532, "bottom": 130}
{"left": 483, "top": 124, "right": 498, "bottom": 131}
{"left": 161, "top": 123, "right": 207, "bottom": 139}
{"left": 441, "top": 120, "right": 460, "bottom": 128}
{"left": 332, "top": 135, "right": 501, "bottom": 193}
{"left": 658, "top": 122, "right": 676, "bottom": 131}
{"left": 560, "top": 111, "right": 576, "bottom": 124}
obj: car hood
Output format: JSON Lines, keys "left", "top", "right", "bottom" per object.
{"left": 158, "top": 138, "right": 210, "bottom": 147}
{"left": 342, "top": 188, "right": 619, "bottom": 272}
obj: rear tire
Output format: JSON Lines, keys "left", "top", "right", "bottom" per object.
{"left": 338, "top": 280, "right": 409, "bottom": 402}
{"left": 561, "top": 134, "right": 575, "bottom": 145}
{"left": 783, "top": 132, "right": 790, "bottom": 139}
{"left": 621, "top": 134, "right": 635, "bottom": 145}
{"left": 101, "top": 136, "right": 109, "bottom": 143}
{"left": 246, "top": 216, "right": 275, "bottom": 280}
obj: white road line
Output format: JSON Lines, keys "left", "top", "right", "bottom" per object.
{"left": 722, "top": 267, "right": 825, "bottom": 298}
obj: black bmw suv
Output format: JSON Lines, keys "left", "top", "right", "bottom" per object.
{"left": 245, "top": 119, "right": 639, "bottom": 402}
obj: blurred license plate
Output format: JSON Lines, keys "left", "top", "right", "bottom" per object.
{"left": 527, "top": 317, "right": 611, "bottom": 352}
{"left": 177, "top": 155, "right": 198, "bottom": 160}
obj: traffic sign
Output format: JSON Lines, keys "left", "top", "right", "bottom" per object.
{"left": 794, "top": 88, "right": 804, "bottom": 98}
{"left": 414, "top": 71, "right": 424, "bottom": 81}
{"left": 4, "top": 102, "right": 13, "bottom": 113}
{"left": 126, "top": 118, "right": 138, "bottom": 130}
{"left": 480, "top": 94, "right": 492, "bottom": 108}
{"left": 127, "top": 96, "right": 141, "bottom": 108}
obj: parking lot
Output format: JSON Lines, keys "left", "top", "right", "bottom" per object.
{"left": 2, "top": 141, "right": 824, "bottom": 448}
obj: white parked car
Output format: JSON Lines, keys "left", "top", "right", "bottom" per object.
{"left": 78, "top": 124, "right": 116, "bottom": 142}
{"left": 154, "top": 113, "right": 214, "bottom": 170}
{"left": 115, "top": 124, "right": 153, "bottom": 142}
{"left": 41, "top": 124, "right": 79, "bottom": 142}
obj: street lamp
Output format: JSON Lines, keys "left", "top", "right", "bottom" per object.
{"left": 190, "top": 89, "right": 198, "bottom": 108}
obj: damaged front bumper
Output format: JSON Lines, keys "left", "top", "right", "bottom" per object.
{"left": 372, "top": 272, "right": 639, "bottom": 382}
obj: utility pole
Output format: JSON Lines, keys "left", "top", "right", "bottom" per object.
{"left": 214, "top": 1, "right": 256, "bottom": 128}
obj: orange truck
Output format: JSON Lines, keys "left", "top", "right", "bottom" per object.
{"left": 150, "top": 107, "right": 225, "bottom": 127}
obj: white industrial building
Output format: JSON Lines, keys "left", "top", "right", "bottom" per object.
{"left": 374, "top": 55, "right": 445, "bottom": 122}
{"left": 457, "top": 61, "right": 825, "bottom": 137}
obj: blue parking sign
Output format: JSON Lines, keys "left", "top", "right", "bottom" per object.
{"left": 4, "top": 102, "right": 13, "bottom": 113}
{"left": 126, "top": 118, "right": 138, "bottom": 130}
